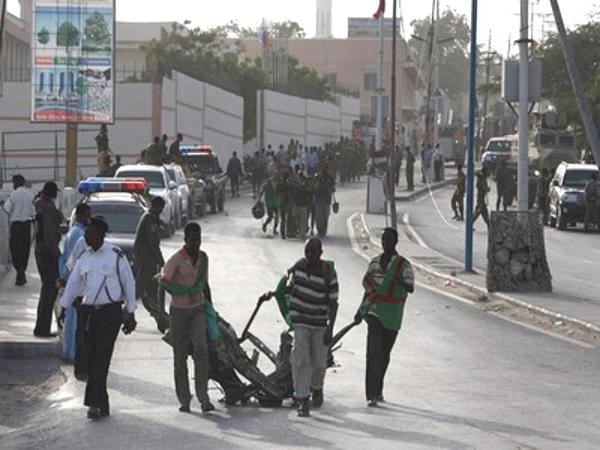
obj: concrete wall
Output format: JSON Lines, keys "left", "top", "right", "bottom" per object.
{"left": 257, "top": 90, "right": 360, "bottom": 150}
{"left": 0, "top": 81, "right": 154, "bottom": 182}
{"left": 161, "top": 71, "right": 244, "bottom": 166}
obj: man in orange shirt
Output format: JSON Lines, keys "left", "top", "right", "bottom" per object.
{"left": 161, "top": 222, "right": 215, "bottom": 413}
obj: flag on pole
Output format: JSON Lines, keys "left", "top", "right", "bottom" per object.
{"left": 373, "top": 0, "right": 386, "bottom": 19}
{"left": 258, "top": 21, "right": 272, "bottom": 48}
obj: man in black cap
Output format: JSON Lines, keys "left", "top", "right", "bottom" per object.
{"left": 33, "top": 181, "right": 62, "bottom": 337}
{"left": 59, "top": 217, "right": 137, "bottom": 420}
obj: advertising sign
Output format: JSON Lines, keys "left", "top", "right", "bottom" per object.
{"left": 31, "top": 0, "right": 115, "bottom": 123}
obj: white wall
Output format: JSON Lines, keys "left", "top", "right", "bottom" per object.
{"left": 257, "top": 90, "right": 360, "bottom": 150}
{"left": 0, "top": 81, "right": 153, "bottom": 182}
{"left": 161, "top": 71, "right": 244, "bottom": 166}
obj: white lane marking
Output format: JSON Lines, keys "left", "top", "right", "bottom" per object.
{"left": 403, "top": 213, "right": 430, "bottom": 250}
{"left": 348, "top": 212, "right": 594, "bottom": 350}
{"left": 424, "top": 181, "right": 460, "bottom": 230}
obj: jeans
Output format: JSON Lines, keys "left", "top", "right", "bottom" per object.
{"left": 34, "top": 252, "right": 59, "bottom": 336}
{"left": 292, "top": 325, "right": 327, "bottom": 399}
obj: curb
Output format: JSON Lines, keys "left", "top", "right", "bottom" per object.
{"left": 0, "top": 339, "right": 61, "bottom": 360}
{"left": 359, "top": 213, "right": 600, "bottom": 339}
{"left": 396, "top": 178, "right": 456, "bottom": 202}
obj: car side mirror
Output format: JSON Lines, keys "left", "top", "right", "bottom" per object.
{"left": 169, "top": 181, "right": 177, "bottom": 190}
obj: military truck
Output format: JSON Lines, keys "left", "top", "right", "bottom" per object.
{"left": 180, "top": 145, "right": 228, "bottom": 214}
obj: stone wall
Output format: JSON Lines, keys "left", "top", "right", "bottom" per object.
{"left": 487, "top": 211, "right": 552, "bottom": 292}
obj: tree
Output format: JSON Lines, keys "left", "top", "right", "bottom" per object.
{"left": 84, "top": 11, "right": 111, "bottom": 51}
{"left": 57, "top": 21, "right": 80, "bottom": 47}
{"left": 37, "top": 27, "right": 50, "bottom": 45}
{"left": 539, "top": 21, "right": 600, "bottom": 140}
{"left": 409, "top": 8, "right": 471, "bottom": 98}
{"left": 215, "top": 20, "right": 306, "bottom": 39}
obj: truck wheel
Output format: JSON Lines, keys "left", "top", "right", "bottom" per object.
{"left": 217, "top": 191, "right": 225, "bottom": 213}
{"left": 557, "top": 206, "right": 567, "bottom": 230}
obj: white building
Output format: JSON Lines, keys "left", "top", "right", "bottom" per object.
{"left": 316, "top": 0, "right": 333, "bottom": 38}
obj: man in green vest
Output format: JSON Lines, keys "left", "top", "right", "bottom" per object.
{"left": 354, "top": 227, "right": 415, "bottom": 407}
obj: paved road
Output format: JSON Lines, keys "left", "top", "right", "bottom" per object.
{"left": 2, "top": 183, "right": 600, "bottom": 449}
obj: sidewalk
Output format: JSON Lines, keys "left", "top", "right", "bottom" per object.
{"left": 357, "top": 211, "right": 600, "bottom": 344}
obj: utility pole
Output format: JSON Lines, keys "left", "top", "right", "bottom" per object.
{"left": 424, "top": 0, "right": 437, "bottom": 148}
{"left": 549, "top": 0, "right": 600, "bottom": 168}
{"left": 433, "top": 0, "right": 441, "bottom": 146}
{"left": 389, "top": 0, "right": 398, "bottom": 231}
{"left": 517, "top": 0, "right": 530, "bottom": 212}
{"left": 465, "top": 0, "right": 478, "bottom": 272}
{"left": 480, "top": 30, "right": 495, "bottom": 154}
{"left": 376, "top": 12, "right": 385, "bottom": 152}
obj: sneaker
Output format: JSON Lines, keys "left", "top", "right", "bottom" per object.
{"left": 311, "top": 389, "right": 323, "bottom": 408}
{"left": 297, "top": 398, "right": 310, "bottom": 417}
{"left": 179, "top": 404, "right": 191, "bottom": 413}
{"left": 201, "top": 400, "right": 215, "bottom": 413}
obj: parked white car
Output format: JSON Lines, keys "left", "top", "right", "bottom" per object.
{"left": 165, "top": 163, "right": 190, "bottom": 228}
{"left": 115, "top": 164, "right": 178, "bottom": 236}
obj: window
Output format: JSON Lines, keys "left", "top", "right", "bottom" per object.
{"left": 370, "top": 96, "right": 390, "bottom": 121}
{"left": 364, "top": 73, "right": 377, "bottom": 91}
{"left": 563, "top": 170, "right": 599, "bottom": 188}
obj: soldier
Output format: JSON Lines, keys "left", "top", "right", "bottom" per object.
{"left": 313, "top": 166, "right": 336, "bottom": 237}
{"left": 133, "top": 197, "right": 168, "bottom": 332}
{"left": 584, "top": 172, "right": 600, "bottom": 233}
{"left": 473, "top": 169, "right": 491, "bottom": 227}
{"left": 354, "top": 228, "right": 414, "bottom": 407}
{"left": 536, "top": 169, "right": 551, "bottom": 225}
{"left": 451, "top": 164, "right": 466, "bottom": 221}
{"left": 226, "top": 151, "right": 243, "bottom": 198}
{"left": 495, "top": 159, "right": 511, "bottom": 211}
{"left": 405, "top": 146, "right": 415, "bottom": 191}
{"left": 95, "top": 124, "right": 110, "bottom": 174}
{"left": 144, "top": 137, "right": 163, "bottom": 165}
{"left": 59, "top": 217, "right": 137, "bottom": 420}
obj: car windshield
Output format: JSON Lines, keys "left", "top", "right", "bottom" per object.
{"left": 184, "top": 154, "right": 219, "bottom": 176}
{"left": 487, "top": 141, "right": 511, "bottom": 152}
{"left": 563, "top": 170, "right": 599, "bottom": 188}
{"left": 117, "top": 171, "right": 165, "bottom": 188}
{"left": 89, "top": 204, "right": 143, "bottom": 234}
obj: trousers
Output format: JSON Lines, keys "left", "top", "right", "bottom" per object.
{"left": 81, "top": 303, "right": 122, "bottom": 414}
{"left": 10, "top": 221, "right": 31, "bottom": 277}
{"left": 230, "top": 176, "right": 240, "bottom": 196}
{"left": 314, "top": 201, "right": 331, "bottom": 237}
{"left": 291, "top": 325, "right": 327, "bottom": 399}
{"left": 34, "top": 252, "right": 59, "bottom": 336}
{"left": 451, "top": 191, "right": 464, "bottom": 220}
{"left": 171, "top": 305, "right": 210, "bottom": 405}
{"left": 366, "top": 315, "right": 398, "bottom": 401}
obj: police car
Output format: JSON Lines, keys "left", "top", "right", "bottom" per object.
{"left": 71, "top": 178, "right": 149, "bottom": 270}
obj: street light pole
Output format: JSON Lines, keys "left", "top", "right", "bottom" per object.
{"left": 517, "top": 0, "right": 530, "bottom": 212}
{"left": 465, "top": 0, "right": 478, "bottom": 272}
{"left": 389, "top": 0, "right": 398, "bottom": 230}
{"left": 376, "top": 12, "right": 385, "bottom": 152}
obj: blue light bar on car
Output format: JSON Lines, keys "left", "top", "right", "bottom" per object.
{"left": 78, "top": 178, "right": 148, "bottom": 195}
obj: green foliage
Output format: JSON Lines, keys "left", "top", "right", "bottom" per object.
{"left": 57, "top": 21, "right": 80, "bottom": 47}
{"left": 83, "top": 11, "right": 111, "bottom": 51}
{"left": 539, "top": 21, "right": 600, "bottom": 137}
{"left": 141, "top": 23, "right": 329, "bottom": 142}
{"left": 409, "top": 8, "right": 472, "bottom": 98}
{"left": 37, "top": 27, "right": 50, "bottom": 45}
{"left": 213, "top": 20, "right": 306, "bottom": 39}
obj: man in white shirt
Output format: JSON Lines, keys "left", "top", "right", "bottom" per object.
{"left": 59, "top": 217, "right": 137, "bottom": 420}
{"left": 1, "top": 175, "right": 35, "bottom": 286}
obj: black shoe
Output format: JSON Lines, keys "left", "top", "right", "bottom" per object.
{"left": 297, "top": 398, "right": 310, "bottom": 417}
{"left": 376, "top": 395, "right": 385, "bottom": 403}
{"left": 367, "top": 399, "right": 378, "bottom": 407}
{"left": 262, "top": 223, "right": 267, "bottom": 233}
{"left": 74, "top": 372, "right": 88, "bottom": 382}
{"left": 87, "top": 407, "right": 102, "bottom": 420}
{"left": 201, "top": 400, "right": 215, "bottom": 413}
{"left": 34, "top": 331, "right": 57, "bottom": 338}
{"left": 311, "top": 389, "right": 323, "bottom": 408}
{"left": 179, "top": 404, "right": 191, "bottom": 413}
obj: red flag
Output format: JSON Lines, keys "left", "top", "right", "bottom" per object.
{"left": 373, "top": 0, "right": 386, "bottom": 19}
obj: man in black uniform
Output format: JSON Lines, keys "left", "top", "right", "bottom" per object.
{"left": 226, "top": 151, "right": 243, "bottom": 197}
{"left": 473, "top": 169, "right": 491, "bottom": 227}
{"left": 405, "top": 146, "right": 415, "bottom": 191}
{"left": 133, "top": 197, "right": 168, "bottom": 332}
{"left": 451, "top": 164, "right": 466, "bottom": 221}
{"left": 536, "top": 168, "right": 551, "bottom": 225}
{"left": 495, "top": 159, "right": 511, "bottom": 211}
{"left": 59, "top": 217, "right": 137, "bottom": 419}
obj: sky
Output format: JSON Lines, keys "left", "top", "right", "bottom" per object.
{"left": 7, "top": 0, "right": 596, "bottom": 56}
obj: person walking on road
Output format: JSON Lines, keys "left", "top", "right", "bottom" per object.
{"left": 495, "top": 160, "right": 511, "bottom": 212}
{"left": 251, "top": 151, "right": 266, "bottom": 199}
{"left": 226, "top": 151, "right": 243, "bottom": 198}
{"left": 433, "top": 144, "right": 444, "bottom": 182}
{"left": 58, "top": 203, "right": 91, "bottom": 370}
{"left": 160, "top": 222, "right": 215, "bottom": 414}
{"left": 451, "top": 164, "right": 466, "bottom": 221}
{"left": 313, "top": 167, "right": 336, "bottom": 237}
{"left": 59, "top": 217, "right": 137, "bottom": 420}
{"left": 133, "top": 196, "right": 168, "bottom": 332}
{"left": 277, "top": 169, "right": 292, "bottom": 240}
{"left": 473, "top": 169, "right": 491, "bottom": 227}
{"left": 261, "top": 176, "right": 280, "bottom": 235}
{"left": 584, "top": 172, "right": 600, "bottom": 233}
{"left": 405, "top": 146, "right": 415, "bottom": 191}
{"left": 354, "top": 228, "right": 414, "bottom": 407}
{"left": 33, "top": 181, "right": 62, "bottom": 338}
{"left": 536, "top": 168, "right": 551, "bottom": 225}
{"left": 285, "top": 238, "right": 338, "bottom": 417}
{"left": 1, "top": 174, "right": 35, "bottom": 286}
{"left": 95, "top": 124, "right": 110, "bottom": 174}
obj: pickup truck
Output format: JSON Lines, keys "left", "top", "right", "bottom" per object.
{"left": 180, "top": 145, "right": 227, "bottom": 214}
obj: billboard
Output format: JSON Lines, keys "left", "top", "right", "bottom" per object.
{"left": 348, "top": 18, "right": 399, "bottom": 39}
{"left": 31, "top": 0, "right": 115, "bottom": 123}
